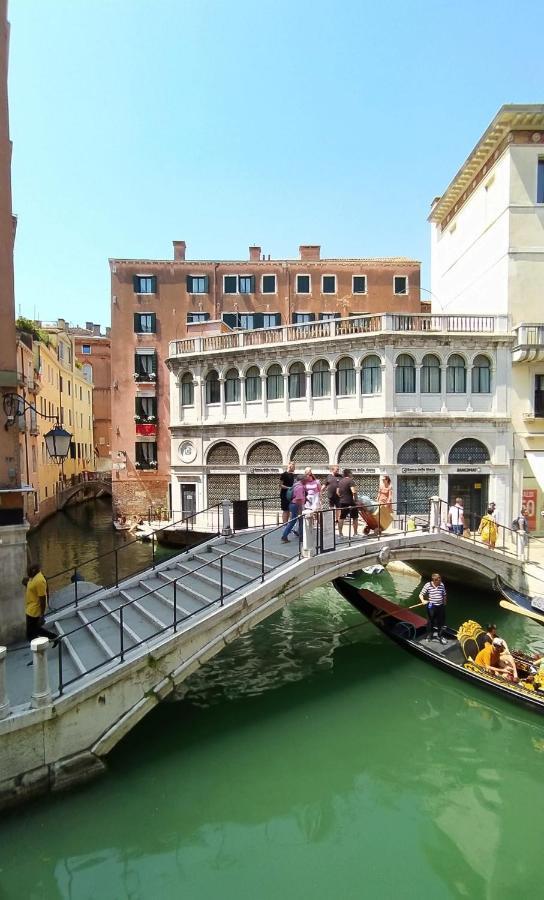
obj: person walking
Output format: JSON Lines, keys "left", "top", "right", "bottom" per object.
{"left": 513, "top": 507, "right": 529, "bottom": 560}
{"left": 337, "top": 468, "right": 358, "bottom": 537}
{"left": 279, "top": 461, "right": 296, "bottom": 524}
{"left": 281, "top": 476, "right": 306, "bottom": 542}
{"left": 478, "top": 505, "right": 498, "bottom": 549}
{"left": 376, "top": 474, "right": 393, "bottom": 531}
{"left": 24, "top": 562, "right": 57, "bottom": 644}
{"left": 419, "top": 572, "right": 448, "bottom": 644}
{"left": 303, "top": 467, "right": 322, "bottom": 523}
{"left": 448, "top": 497, "right": 464, "bottom": 536}
{"left": 322, "top": 464, "right": 341, "bottom": 527}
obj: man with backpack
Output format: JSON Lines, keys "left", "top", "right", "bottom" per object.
{"left": 281, "top": 476, "right": 306, "bottom": 542}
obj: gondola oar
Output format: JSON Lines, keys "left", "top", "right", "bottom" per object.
{"left": 499, "top": 599, "right": 544, "bottom": 626}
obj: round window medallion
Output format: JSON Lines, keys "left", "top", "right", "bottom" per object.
{"left": 179, "top": 440, "right": 197, "bottom": 464}
{"left": 532, "top": 132, "right": 542, "bottom": 142}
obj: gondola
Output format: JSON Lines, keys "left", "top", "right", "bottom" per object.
{"left": 333, "top": 578, "right": 544, "bottom": 715}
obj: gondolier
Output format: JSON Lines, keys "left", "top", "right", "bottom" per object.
{"left": 419, "top": 573, "right": 448, "bottom": 644}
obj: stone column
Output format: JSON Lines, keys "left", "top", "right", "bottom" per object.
{"left": 355, "top": 365, "right": 362, "bottom": 413}
{"left": 31, "top": 637, "right": 52, "bottom": 708}
{"left": 440, "top": 364, "right": 447, "bottom": 413}
{"left": 306, "top": 370, "right": 313, "bottom": 415}
{"left": 0, "top": 646, "right": 9, "bottom": 719}
{"left": 219, "top": 377, "right": 226, "bottom": 419}
{"left": 302, "top": 510, "right": 315, "bottom": 558}
{"left": 415, "top": 364, "right": 422, "bottom": 412}
{"left": 429, "top": 495, "right": 441, "bottom": 533}
{"left": 283, "top": 372, "right": 290, "bottom": 416}
{"left": 240, "top": 375, "right": 246, "bottom": 417}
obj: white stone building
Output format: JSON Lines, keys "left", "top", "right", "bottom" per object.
{"left": 166, "top": 313, "right": 514, "bottom": 528}
{"left": 430, "top": 104, "right": 544, "bottom": 531}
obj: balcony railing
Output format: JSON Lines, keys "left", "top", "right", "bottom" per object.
{"left": 168, "top": 313, "right": 510, "bottom": 359}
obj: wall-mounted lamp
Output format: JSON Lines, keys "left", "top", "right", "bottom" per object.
{"left": 3, "top": 393, "right": 72, "bottom": 462}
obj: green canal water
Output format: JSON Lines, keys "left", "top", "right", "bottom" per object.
{"left": 2, "top": 504, "right": 544, "bottom": 898}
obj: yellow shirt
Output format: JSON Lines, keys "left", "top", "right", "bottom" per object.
{"left": 25, "top": 572, "right": 48, "bottom": 618}
{"left": 475, "top": 644, "right": 501, "bottom": 669}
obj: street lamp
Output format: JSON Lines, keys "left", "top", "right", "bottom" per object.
{"left": 3, "top": 393, "right": 72, "bottom": 462}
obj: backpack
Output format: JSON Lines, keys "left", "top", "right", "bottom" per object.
{"left": 286, "top": 486, "right": 294, "bottom": 502}
{"left": 511, "top": 518, "right": 519, "bottom": 531}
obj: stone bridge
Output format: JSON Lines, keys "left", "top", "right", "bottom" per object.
{"left": 1, "top": 521, "right": 542, "bottom": 810}
{"left": 56, "top": 475, "right": 112, "bottom": 510}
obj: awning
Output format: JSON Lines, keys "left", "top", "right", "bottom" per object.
{"left": 526, "top": 451, "right": 544, "bottom": 493}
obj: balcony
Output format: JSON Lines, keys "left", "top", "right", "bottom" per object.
{"left": 168, "top": 313, "right": 511, "bottom": 360}
{"left": 512, "top": 324, "right": 544, "bottom": 363}
{"left": 134, "top": 372, "right": 157, "bottom": 384}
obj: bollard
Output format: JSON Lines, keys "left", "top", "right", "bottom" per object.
{"left": 302, "top": 510, "right": 316, "bottom": 558}
{"left": 221, "top": 499, "right": 233, "bottom": 536}
{"left": 0, "top": 646, "right": 9, "bottom": 719}
{"left": 31, "top": 637, "right": 52, "bottom": 708}
{"left": 429, "top": 496, "right": 441, "bottom": 534}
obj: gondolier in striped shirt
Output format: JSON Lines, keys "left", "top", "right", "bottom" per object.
{"left": 419, "top": 573, "right": 448, "bottom": 644}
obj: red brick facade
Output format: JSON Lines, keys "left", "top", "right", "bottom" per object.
{"left": 110, "top": 242, "right": 422, "bottom": 517}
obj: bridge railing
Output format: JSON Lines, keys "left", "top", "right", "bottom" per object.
{"left": 429, "top": 498, "right": 529, "bottom": 561}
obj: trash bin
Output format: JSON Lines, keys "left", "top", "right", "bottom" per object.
{"left": 232, "top": 500, "right": 248, "bottom": 530}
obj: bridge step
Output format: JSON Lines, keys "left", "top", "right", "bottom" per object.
{"left": 223, "top": 537, "right": 292, "bottom": 562}
{"left": 97, "top": 597, "right": 153, "bottom": 646}
{"left": 55, "top": 617, "right": 105, "bottom": 675}
{"left": 123, "top": 579, "right": 207, "bottom": 617}
{"left": 158, "top": 567, "right": 241, "bottom": 603}
{"left": 76, "top": 609, "right": 117, "bottom": 660}
{"left": 188, "top": 551, "right": 269, "bottom": 581}
{"left": 138, "top": 575, "right": 212, "bottom": 611}
{"left": 165, "top": 562, "right": 246, "bottom": 595}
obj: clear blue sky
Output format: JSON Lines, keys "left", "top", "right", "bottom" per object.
{"left": 8, "top": 0, "right": 544, "bottom": 326}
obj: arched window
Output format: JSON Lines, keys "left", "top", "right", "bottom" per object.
{"left": 395, "top": 354, "right": 415, "bottom": 393}
{"left": 206, "top": 442, "right": 240, "bottom": 465}
{"left": 421, "top": 354, "right": 441, "bottom": 393}
{"left": 336, "top": 356, "right": 355, "bottom": 396}
{"left": 225, "top": 368, "right": 240, "bottom": 403}
{"left": 289, "top": 362, "right": 306, "bottom": 399}
{"left": 397, "top": 438, "right": 440, "bottom": 464}
{"left": 447, "top": 354, "right": 466, "bottom": 393}
{"left": 311, "top": 359, "right": 330, "bottom": 398}
{"left": 291, "top": 440, "right": 329, "bottom": 466}
{"left": 205, "top": 370, "right": 220, "bottom": 404}
{"left": 362, "top": 355, "right": 382, "bottom": 394}
{"left": 82, "top": 363, "right": 93, "bottom": 383}
{"left": 245, "top": 366, "right": 261, "bottom": 402}
{"left": 472, "top": 355, "right": 491, "bottom": 393}
{"left": 448, "top": 439, "right": 490, "bottom": 464}
{"left": 180, "top": 372, "right": 194, "bottom": 406}
{"left": 266, "top": 364, "right": 283, "bottom": 400}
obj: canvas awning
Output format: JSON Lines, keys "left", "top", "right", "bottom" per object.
{"left": 526, "top": 451, "right": 544, "bottom": 493}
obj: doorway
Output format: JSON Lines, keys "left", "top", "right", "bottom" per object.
{"left": 180, "top": 483, "right": 197, "bottom": 519}
{"left": 447, "top": 475, "right": 488, "bottom": 531}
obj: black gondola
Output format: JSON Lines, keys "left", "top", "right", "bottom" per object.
{"left": 333, "top": 578, "right": 544, "bottom": 715}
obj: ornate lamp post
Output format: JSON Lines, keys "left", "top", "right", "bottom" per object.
{"left": 3, "top": 393, "right": 72, "bottom": 463}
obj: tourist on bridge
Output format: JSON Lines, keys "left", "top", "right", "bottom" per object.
{"left": 279, "top": 461, "right": 296, "bottom": 525}
{"left": 322, "top": 464, "right": 341, "bottom": 526}
{"left": 303, "top": 467, "right": 322, "bottom": 522}
{"left": 23, "top": 563, "right": 57, "bottom": 645}
{"left": 281, "top": 476, "right": 306, "bottom": 543}
{"left": 337, "top": 468, "right": 359, "bottom": 537}
{"left": 419, "top": 572, "right": 448, "bottom": 644}
{"left": 512, "top": 507, "right": 529, "bottom": 560}
{"left": 478, "top": 505, "right": 498, "bottom": 549}
{"left": 448, "top": 497, "right": 465, "bottom": 536}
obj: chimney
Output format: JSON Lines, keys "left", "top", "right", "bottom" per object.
{"left": 106, "top": 326, "right": 111, "bottom": 337}
{"left": 86, "top": 322, "right": 93, "bottom": 332}
{"left": 249, "top": 245, "right": 261, "bottom": 261}
{"left": 299, "top": 245, "right": 320, "bottom": 261}
{"left": 93, "top": 324, "right": 101, "bottom": 335}
{"left": 173, "top": 240, "right": 186, "bottom": 261}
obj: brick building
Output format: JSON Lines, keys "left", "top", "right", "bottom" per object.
{"left": 110, "top": 241, "right": 423, "bottom": 516}
{"left": 68, "top": 322, "right": 112, "bottom": 471}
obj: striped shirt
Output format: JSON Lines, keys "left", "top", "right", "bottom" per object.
{"left": 421, "top": 581, "right": 446, "bottom": 606}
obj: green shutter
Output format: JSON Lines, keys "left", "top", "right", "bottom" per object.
{"left": 150, "top": 313, "right": 157, "bottom": 332}
{"left": 133, "top": 276, "right": 140, "bottom": 292}
{"left": 254, "top": 313, "right": 264, "bottom": 329}
{"left": 250, "top": 275, "right": 255, "bottom": 293}
{"left": 186, "top": 275, "right": 192, "bottom": 292}
{"left": 308, "top": 313, "right": 316, "bottom": 322}
{"left": 133, "top": 313, "right": 139, "bottom": 332}
{"left": 223, "top": 313, "right": 237, "bottom": 328}
{"left": 151, "top": 276, "right": 157, "bottom": 293}
{"left": 203, "top": 275, "right": 209, "bottom": 293}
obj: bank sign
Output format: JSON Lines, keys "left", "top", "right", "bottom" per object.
{"left": 399, "top": 466, "right": 438, "bottom": 474}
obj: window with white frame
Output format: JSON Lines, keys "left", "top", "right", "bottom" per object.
{"left": 263, "top": 313, "right": 281, "bottom": 328}
{"left": 322, "top": 275, "right": 336, "bottom": 294}
{"left": 239, "top": 314, "right": 255, "bottom": 330}
{"left": 288, "top": 362, "right": 306, "bottom": 399}
{"left": 362, "top": 355, "right": 382, "bottom": 394}
{"left": 82, "top": 344, "right": 91, "bottom": 354}
{"left": 266, "top": 364, "right": 283, "bottom": 400}
{"left": 135, "top": 441, "right": 157, "bottom": 469}
{"left": 205, "top": 370, "right": 220, "bottom": 404}
{"left": 239, "top": 275, "right": 255, "bottom": 294}
{"left": 223, "top": 275, "right": 237, "bottom": 294}
{"left": 225, "top": 368, "right": 240, "bottom": 402}
{"left": 394, "top": 276, "right": 408, "bottom": 295}
{"left": 296, "top": 274, "right": 311, "bottom": 294}
{"left": 133, "top": 275, "right": 156, "bottom": 294}
{"left": 446, "top": 354, "right": 466, "bottom": 393}
{"left": 134, "top": 313, "right": 156, "bottom": 333}
{"left": 187, "top": 275, "right": 208, "bottom": 294}
{"left": 421, "top": 354, "right": 441, "bottom": 393}
{"left": 187, "top": 312, "right": 210, "bottom": 324}
{"left": 262, "top": 274, "right": 277, "bottom": 294}
{"left": 336, "top": 356, "right": 355, "bottom": 395}
{"left": 292, "top": 312, "right": 315, "bottom": 324}
{"left": 353, "top": 275, "right": 367, "bottom": 294}
{"left": 319, "top": 312, "right": 339, "bottom": 321}
{"left": 246, "top": 366, "right": 261, "bottom": 401}
{"left": 395, "top": 354, "right": 415, "bottom": 393}
{"left": 472, "top": 355, "right": 491, "bottom": 394}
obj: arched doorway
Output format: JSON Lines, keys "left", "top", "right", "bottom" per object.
{"left": 448, "top": 439, "right": 491, "bottom": 528}
{"left": 206, "top": 442, "right": 240, "bottom": 508}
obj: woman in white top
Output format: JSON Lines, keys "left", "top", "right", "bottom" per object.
{"left": 304, "top": 467, "right": 322, "bottom": 517}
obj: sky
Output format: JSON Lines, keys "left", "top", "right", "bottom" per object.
{"left": 7, "top": 0, "right": 544, "bottom": 327}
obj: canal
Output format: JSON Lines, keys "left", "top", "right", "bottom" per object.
{"left": 2, "top": 501, "right": 544, "bottom": 897}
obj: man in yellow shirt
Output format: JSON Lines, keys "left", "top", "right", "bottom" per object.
{"left": 24, "top": 563, "right": 57, "bottom": 644}
{"left": 475, "top": 637, "right": 517, "bottom": 681}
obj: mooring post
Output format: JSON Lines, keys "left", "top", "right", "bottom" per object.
{"left": 302, "top": 510, "right": 315, "bottom": 558}
{"left": 0, "top": 646, "right": 9, "bottom": 719}
{"left": 221, "top": 499, "right": 232, "bottom": 536}
{"left": 31, "top": 637, "right": 52, "bottom": 708}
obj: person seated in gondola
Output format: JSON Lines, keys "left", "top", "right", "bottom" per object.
{"left": 475, "top": 638, "right": 518, "bottom": 682}
{"left": 483, "top": 624, "right": 519, "bottom": 681}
